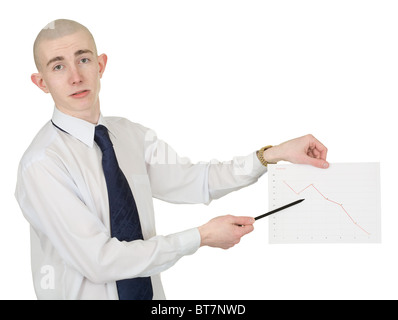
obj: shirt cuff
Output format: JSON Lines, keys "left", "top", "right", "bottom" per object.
{"left": 250, "top": 151, "right": 268, "bottom": 178}
{"left": 176, "top": 227, "right": 201, "bottom": 256}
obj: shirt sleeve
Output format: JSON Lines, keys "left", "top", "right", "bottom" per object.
{"left": 145, "top": 133, "right": 267, "bottom": 204}
{"left": 15, "top": 157, "right": 201, "bottom": 284}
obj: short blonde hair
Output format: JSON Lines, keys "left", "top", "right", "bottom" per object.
{"left": 33, "top": 19, "right": 98, "bottom": 71}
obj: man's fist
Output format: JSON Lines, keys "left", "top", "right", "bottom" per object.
{"left": 198, "top": 215, "right": 255, "bottom": 249}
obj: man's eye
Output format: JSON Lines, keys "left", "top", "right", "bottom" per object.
{"left": 80, "top": 58, "right": 90, "bottom": 64}
{"left": 53, "top": 65, "right": 64, "bottom": 71}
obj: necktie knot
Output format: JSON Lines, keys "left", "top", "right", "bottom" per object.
{"left": 94, "top": 125, "right": 113, "bottom": 152}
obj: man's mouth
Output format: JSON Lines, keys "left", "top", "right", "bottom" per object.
{"left": 70, "top": 90, "right": 90, "bottom": 98}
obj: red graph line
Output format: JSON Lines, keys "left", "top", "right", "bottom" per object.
{"left": 283, "top": 180, "right": 370, "bottom": 235}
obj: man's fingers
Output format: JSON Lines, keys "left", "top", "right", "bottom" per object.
{"left": 305, "top": 136, "right": 329, "bottom": 169}
{"left": 231, "top": 216, "right": 255, "bottom": 226}
{"left": 199, "top": 215, "right": 256, "bottom": 249}
{"left": 230, "top": 216, "right": 255, "bottom": 237}
{"left": 305, "top": 156, "right": 329, "bottom": 169}
{"left": 309, "top": 136, "right": 328, "bottom": 160}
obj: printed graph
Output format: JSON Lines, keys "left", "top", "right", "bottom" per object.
{"left": 268, "top": 163, "right": 381, "bottom": 244}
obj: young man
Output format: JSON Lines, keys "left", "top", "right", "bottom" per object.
{"left": 15, "top": 19, "right": 329, "bottom": 300}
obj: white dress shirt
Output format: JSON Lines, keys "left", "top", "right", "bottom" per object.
{"left": 15, "top": 107, "right": 267, "bottom": 300}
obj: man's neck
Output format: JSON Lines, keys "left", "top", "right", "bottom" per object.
{"left": 55, "top": 104, "right": 100, "bottom": 124}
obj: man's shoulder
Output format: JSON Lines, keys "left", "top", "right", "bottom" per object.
{"left": 18, "top": 121, "right": 58, "bottom": 170}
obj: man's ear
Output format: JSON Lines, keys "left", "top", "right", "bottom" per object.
{"left": 31, "top": 73, "right": 50, "bottom": 93}
{"left": 98, "top": 53, "right": 108, "bottom": 79}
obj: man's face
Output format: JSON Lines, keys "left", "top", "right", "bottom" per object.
{"left": 32, "top": 30, "right": 107, "bottom": 123}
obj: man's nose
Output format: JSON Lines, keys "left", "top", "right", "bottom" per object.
{"left": 69, "top": 66, "right": 83, "bottom": 85}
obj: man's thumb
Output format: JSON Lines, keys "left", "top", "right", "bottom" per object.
{"left": 306, "top": 156, "right": 329, "bottom": 169}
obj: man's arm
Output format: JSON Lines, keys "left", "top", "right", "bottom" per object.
{"left": 146, "top": 133, "right": 329, "bottom": 250}
{"left": 15, "top": 158, "right": 201, "bottom": 283}
{"left": 146, "top": 133, "right": 328, "bottom": 204}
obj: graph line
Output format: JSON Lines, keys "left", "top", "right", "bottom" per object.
{"left": 283, "top": 180, "right": 370, "bottom": 235}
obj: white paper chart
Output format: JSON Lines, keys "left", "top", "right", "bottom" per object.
{"left": 268, "top": 163, "right": 381, "bottom": 244}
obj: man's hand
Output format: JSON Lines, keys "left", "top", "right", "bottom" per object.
{"left": 264, "top": 134, "right": 329, "bottom": 169}
{"left": 198, "top": 215, "right": 255, "bottom": 249}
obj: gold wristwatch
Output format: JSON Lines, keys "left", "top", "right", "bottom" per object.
{"left": 257, "top": 145, "right": 276, "bottom": 167}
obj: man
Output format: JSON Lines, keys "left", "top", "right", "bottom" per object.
{"left": 15, "top": 19, "right": 329, "bottom": 300}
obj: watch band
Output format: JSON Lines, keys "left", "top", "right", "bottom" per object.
{"left": 257, "top": 145, "right": 276, "bottom": 167}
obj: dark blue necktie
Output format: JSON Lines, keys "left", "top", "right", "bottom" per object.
{"left": 94, "top": 125, "right": 153, "bottom": 300}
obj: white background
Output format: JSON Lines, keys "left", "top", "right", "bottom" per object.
{"left": 1, "top": 0, "right": 397, "bottom": 299}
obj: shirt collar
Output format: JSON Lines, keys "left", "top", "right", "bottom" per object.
{"left": 51, "top": 107, "right": 111, "bottom": 148}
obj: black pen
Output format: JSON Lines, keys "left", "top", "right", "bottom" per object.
{"left": 255, "top": 199, "right": 305, "bottom": 221}
{"left": 236, "top": 199, "right": 305, "bottom": 227}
